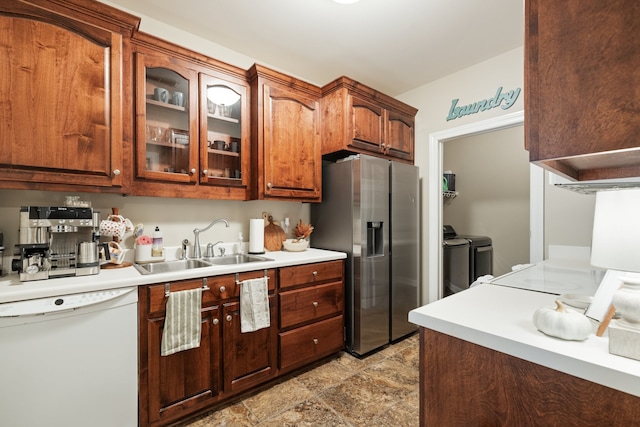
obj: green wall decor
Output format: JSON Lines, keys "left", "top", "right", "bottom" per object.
{"left": 446, "top": 86, "right": 521, "bottom": 121}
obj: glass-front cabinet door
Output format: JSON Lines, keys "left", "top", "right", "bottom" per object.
{"left": 135, "top": 53, "right": 198, "bottom": 183}
{"left": 199, "top": 74, "right": 249, "bottom": 190}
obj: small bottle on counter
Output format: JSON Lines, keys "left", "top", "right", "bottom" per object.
{"left": 236, "top": 232, "right": 245, "bottom": 255}
{"left": 152, "top": 226, "right": 163, "bottom": 257}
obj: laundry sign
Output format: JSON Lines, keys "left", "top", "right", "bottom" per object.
{"left": 446, "top": 86, "right": 521, "bottom": 121}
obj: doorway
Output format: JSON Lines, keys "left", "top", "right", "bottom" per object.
{"left": 443, "top": 125, "right": 529, "bottom": 278}
{"left": 427, "top": 111, "right": 544, "bottom": 302}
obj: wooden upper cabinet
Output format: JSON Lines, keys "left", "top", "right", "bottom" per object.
{"left": 525, "top": 0, "right": 640, "bottom": 180}
{"left": 249, "top": 64, "right": 322, "bottom": 202}
{"left": 128, "top": 32, "right": 251, "bottom": 200}
{"left": 321, "top": 76, "right": 418, "bottom": 164}
{"left": 133, "top": 50, "right": 199, "bottom": 185}
{"left": 0, "top": 0, "right": 139, "bottom": 191}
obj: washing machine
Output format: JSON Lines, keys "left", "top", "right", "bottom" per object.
{"left": 442, "top": 225, "right": 470, "bottom": 297}
{"left": 456, "top": 234, "right": 493, "bottom": 285}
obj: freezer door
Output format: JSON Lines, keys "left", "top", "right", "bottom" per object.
{"left": 352, "top": 156, "right": 390, "bottom": 355}
{"left": 390, "top": 161, "right": 420, "bottom": 340}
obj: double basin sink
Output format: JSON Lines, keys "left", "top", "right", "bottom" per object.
{"left": 134, "top": 254, "right": 272, "bottom": 275}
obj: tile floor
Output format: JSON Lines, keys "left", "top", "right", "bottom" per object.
{"left": 177, "top": 333, "right": 419, "bottom": 426}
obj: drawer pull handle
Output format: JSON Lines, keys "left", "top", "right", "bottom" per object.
{"left": 312, "top": 271, "right": 318, "bottom": 277}
{"left": 312, "top": 301, "right": 319, "bottom": 308}
{"left": 219, "top": 285, "right": 226, "bottom": 293}
{"left": 226, "top": 315, "right": 232, "bottom": 322}
{"left": 313, "top": 338, "right": 318, "bottom": 345}
{"left": 212, "top": 318, "right": 219, "bottom": 325}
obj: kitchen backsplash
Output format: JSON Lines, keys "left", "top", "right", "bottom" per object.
{"left": 0, "top": 189, "right": 309, "bottom": 275}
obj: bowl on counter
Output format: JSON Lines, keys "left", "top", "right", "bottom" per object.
{"left": 282, "top": 239, "right": 309, "bottom": 252}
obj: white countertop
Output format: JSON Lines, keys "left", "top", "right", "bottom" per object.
{"left": 409, "top": 283, "right": 640, "bottom": 397}
{"left": 0, "top": 248, "right": 346, "bottom": 304}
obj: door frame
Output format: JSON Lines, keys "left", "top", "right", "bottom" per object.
{"left": 427, "top": 110, "right": 544, "bottom": 302}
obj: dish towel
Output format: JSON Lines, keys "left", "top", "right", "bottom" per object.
{"left": 161, "top": 288, "right": 202, "bottom": 356}
{"left": 240, "top": 277, "right": 270, "bottom": 333}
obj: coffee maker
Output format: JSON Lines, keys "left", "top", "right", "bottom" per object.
{"left": 12, "top": 206, "right": 100, "bottom": 281}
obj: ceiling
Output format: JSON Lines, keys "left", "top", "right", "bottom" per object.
{"left": 107, "top": 0, "right": 524, "bottom": 96}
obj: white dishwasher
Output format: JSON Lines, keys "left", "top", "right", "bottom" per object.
{"left": 0, "top": 286, "right": 138, "bottom": 427}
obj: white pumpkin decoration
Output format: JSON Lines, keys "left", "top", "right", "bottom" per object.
{"left": 532, "top": 300, "right": 592, "bottom": 341}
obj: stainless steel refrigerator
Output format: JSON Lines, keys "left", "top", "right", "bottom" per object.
{"left": 311, "top": 155, "right": 420, "bottom": 356}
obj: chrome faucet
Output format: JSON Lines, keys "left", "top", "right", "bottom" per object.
{"left": 192, "top": 219, "right": 229, "bottom": 259}
{"left": 206, "top": 241, "right": 223, "bottom": 258}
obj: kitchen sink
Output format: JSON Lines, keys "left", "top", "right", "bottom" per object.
{"left": 203, "top": 254, "right": 272, "bottom": 265}
{"left": 134, "top": 259, "right": 213, "bottom": 275}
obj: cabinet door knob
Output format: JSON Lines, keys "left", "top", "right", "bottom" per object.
{"left": 219, "top": 285, "right": 226, "bottom": 293}
{"left": 212, "top": 318, "right": 219, "bottom": 325}
{"left": 312, "top": 301, "right": 319, "bottom": 308}
{"left": 191, "top": 168, "right": 197, "bottom": 175}
{"left": 313, "top": 338, "right": 319, "bottom": 345}
{"left": 226, "top": 315, "right": 232, "bottom": 322}
{"left": 267, "top": 182, "right": 272, "bottom": 189}
{"left": 113, "top": 169, "right": 121, "bottom": 176}
{"left": 202, "top": 169, "right": 208, "bottom": 176}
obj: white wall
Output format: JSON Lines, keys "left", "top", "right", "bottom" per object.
{"left": 544, "top": 173, "right": 596, "bottom": 256}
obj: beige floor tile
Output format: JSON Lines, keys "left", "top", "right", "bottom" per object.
{"left": 241, "top": 379, "right": 313, "bottom": 423}
{"left": 259, "top": 399, "right": 350, "bottom": 426}
{"left": 182, "top": 335, "right": 419, "bottom": 426}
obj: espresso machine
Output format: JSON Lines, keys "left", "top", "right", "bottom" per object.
{"left": 12, "top": 206, "right": 100, "bottom": 281}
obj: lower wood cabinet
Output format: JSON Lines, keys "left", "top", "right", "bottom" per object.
{"left": 143, "top": 306, "right": 221, "bottom": 426}
{"left": 278, "top": 260, "right": 345, "bottom": 374}
{"left": 222, "top": 298, "right": 278, "bottom": 395}
{"left": 420, "top": 328, "right": 640, "bottom": 425}
{"left": 279, "top": 315, "right": 344, "bottom": 371}
{"left": 138, "top": 260, "right": 344, "bottom": 427}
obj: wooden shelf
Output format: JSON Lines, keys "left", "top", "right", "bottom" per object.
{"left": 146, "top": 140, "right": 188, "bottom": 148}
{"left": 208, "top": 148, "right": 239, "bottom": 157}
{"left": 146, "top": 98, "right": 186, "bottom": 112}
{"left": 207, "top": 113, "right": 239, "bottom": 124}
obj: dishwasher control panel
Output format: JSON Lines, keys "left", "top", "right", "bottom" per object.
{"left": 0, "top": 287, "right": 135, "bottom": 317}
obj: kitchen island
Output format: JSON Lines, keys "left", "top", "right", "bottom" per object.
{"left": 409, "top": 283, "right": 640, "bottom": 425}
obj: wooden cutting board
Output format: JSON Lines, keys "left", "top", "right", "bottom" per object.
{"left": 264, "top": 215, "right": 286, "bottom": 251}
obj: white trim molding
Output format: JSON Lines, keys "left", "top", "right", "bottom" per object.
{"left": 427, "top": 110, "right": 543, "bottom": 303}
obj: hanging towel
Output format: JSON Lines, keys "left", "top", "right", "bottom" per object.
{"left": 161, "top": 288, "right": 202, "bottom": 356}
{"left": 240, "top": 277, "right": 270, "bottom": 333}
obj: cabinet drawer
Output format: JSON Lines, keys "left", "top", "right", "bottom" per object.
{"left": 147, "top": 269, "right": 276, "bottom": 316}
{"left": 147, "top": 277, "right": 217, "bottom": 316}
{"left": 279, "top": 281, "right": 343, "bottom": 329}
{"left": 278, "top": 260, "right": 343, "bottom": 290}
{"left": 205, "top": 269, "right": 276, "bottom": 300}
{"left": 279, "top": 315, "right": 344, "bottom": 371}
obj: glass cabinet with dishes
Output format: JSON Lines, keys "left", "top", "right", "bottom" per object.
{"left": 134, "top": 52, "right": 198, "bottom": 184}
{"left": 132, "top": 35, "right": 250, "bottom": 199}
{"left": 199, "top": 74, "right": 248, "bottom": 188}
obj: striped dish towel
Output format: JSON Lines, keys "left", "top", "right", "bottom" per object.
{"left": 161, "top": 288, "right": 202, "bottom": 356}
{"left": 240, "top": 277, "right": 270, "bottom": 333}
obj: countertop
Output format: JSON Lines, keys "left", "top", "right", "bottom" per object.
{"left": 0, "top": 247, "right": 346, "bottom": 304}
{"left": 409, "top": 283, "right": 640, "bottom": 397}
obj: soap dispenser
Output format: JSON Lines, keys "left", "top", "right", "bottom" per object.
{"left": 152, "top": 226, "right": 163, "bottom": 257}
{"left": 236, "top": 232, "right": 245, "bottom": 255}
